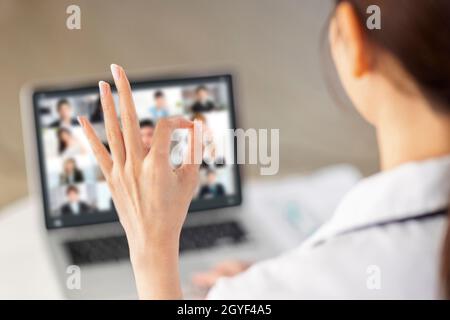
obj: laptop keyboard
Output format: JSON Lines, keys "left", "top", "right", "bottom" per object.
{"left": 65, "top": 221, "right": 247, "bottom": 266}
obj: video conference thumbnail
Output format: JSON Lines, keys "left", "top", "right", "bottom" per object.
{"left": 35, "top": 78, "right": 237, "bottom": 227}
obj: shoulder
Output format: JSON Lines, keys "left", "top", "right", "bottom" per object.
{"left": 208, "top": 216, "right": 446, "bottom": 299}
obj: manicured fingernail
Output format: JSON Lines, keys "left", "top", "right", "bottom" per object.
{"left": 110, "top": 64, "right": 121, "bottom": 80}
{"left": 99, "top": 81, "right": 109, "bottom": 97}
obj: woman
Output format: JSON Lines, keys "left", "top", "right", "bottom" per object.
{"left": 60, "top": 158, "right": 84, "bottom": 185}
{"left": 79, "top": 0, "right": 450, "bottom": 299}
{"left": 57, "top": 127, "right": 87, "bottom": 158}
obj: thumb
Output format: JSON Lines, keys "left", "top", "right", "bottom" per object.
{"left": 179, "top": 119, "right": 203, "bottom": 174}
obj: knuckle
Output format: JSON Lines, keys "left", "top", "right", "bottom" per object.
{"left": 111, "top": 165, "right": 124, "bottom": 181}
{"left": 124, "top": 161, "right": 140, "bottom": 180}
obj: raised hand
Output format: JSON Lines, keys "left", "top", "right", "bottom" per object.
{"left": 79, "top": 64, "right": 201, "bottom": 299}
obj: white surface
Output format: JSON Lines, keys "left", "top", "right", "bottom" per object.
{"left": 245, "top": 164, "right": 362, "bottom": 250}
{"left": 0, "top": 165, "right": 361, "bottom": 299}
{"left": 0, "top": 197, "right": 63, "bottom": 299}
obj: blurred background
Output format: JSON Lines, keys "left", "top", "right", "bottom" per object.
{"left": 0, "top": 0, "right": 378, "bottom": 210}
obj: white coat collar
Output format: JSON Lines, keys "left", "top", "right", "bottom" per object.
{"left": 305, "top": 155, "right": 450, "bottom": 247}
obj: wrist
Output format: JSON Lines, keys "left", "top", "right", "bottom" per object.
{"left": 129, "top": 238, "right": 182, "bottom": 300}
{"left": 129, "top": 233, "right": 180, "bottom": 265}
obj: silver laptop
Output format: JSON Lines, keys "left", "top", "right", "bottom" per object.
{"left": 20, "top": 73, "right": 280, "bottom": 299}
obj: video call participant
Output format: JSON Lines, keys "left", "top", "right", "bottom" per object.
{"left": 139, "top": 119, "right": 155, "bottom": 154}
{"left": 190, "top": 113, "right": 225, "bottom": 168}
{"left": 149, "top": 91, "right": 169, "bottom": 121}
{"left": 199, "top": 169, "right": 226, "bottom": 199}
{"left": 49, "top": 99, "right": 78, "bottom": 128}
{"left": 57, "top": 127, "right": 87, "bottom": 157}
{"left": 60, "top": 158, "right": 84, "bottom": 185}
{"left": 60, "top": 185, "right": 92, "bottom": 216}
{"left": 190, "top": 86, "right": 216, "bottom": 112}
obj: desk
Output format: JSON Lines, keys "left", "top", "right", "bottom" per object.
{"left": 0, "top": 165, "right": 361, "bottom": 299}
{"left": 0, "top": 197, "right": 63, "bottom": 299}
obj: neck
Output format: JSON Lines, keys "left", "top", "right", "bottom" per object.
{"left": 376, "top": 95, "right": 450, "bottom": 171}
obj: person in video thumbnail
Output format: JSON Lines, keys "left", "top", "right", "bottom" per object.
{"left": 149, "top": 91, "right": 169, "bottom": 121}
{"left": 57, "top": 127, "right": 87, "bottom": 157}
{"left": 190, "top": 86, "right": 216, "bottom": 112}
{"left": 49, "top": 99, "right": 78, "bottom": 128}
{"left": 139, "top": 119, "right": 155, "bottom": 154}
{"left": 60, "top": 158, "right": 84, "bottom": 185}
{"left": 60, "top": 185, "right": 92, "bottom": 216}
{"left": 199, "top": 169, "right": 225, "bottom": 199}
{"left": 191, "top": 113, "right": 225, "bottom": 167}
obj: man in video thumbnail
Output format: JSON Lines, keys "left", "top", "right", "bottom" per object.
{"left": 149, "top": 91, "right": 169, "bottom": 120}
{"left": 139, "top": 119, "right": 155, "bottom": 154}
{"left": 199, "top": 169, "right": 226, "bottom": 199}
{"left": 49, "top": 99, "right": 78, "bottom": 128}
{"left": 191, "top": 86, "right": 216, "bottom": 112}
{"left": 60, "top": 185, "right": 92, "bottom": 216}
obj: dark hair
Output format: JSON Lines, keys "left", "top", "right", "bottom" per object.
{"left": 66, "top": 185, "right": 79, "bottom": 195}
{"left": 334, "top": 0, "right": 450, "bottom": 297}
{"left": 57, "top": 127, "right": 72, "bottom": 153}
{"left": 154, "top": 91, "right": 164, "bottom": 99}
{"left": 56, "top": 99, "right": 70, "bottom": 111}
{"left": 139, "top": 119, "right": 155, "bottom": 129}
{"left": 195, "top": 85, "right": 207, "bottom": 94}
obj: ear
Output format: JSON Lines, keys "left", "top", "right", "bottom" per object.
{"left": 335, "top": 2, "right": 371, "bottom": 78}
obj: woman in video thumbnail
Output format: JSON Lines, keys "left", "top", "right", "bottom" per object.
{"left": 60, "top": 158, "right": 84, "bottom": 185}
{"left": 57, "top": 127, "right": 87, "bottom": 157}
{"left": 190, "top": 113, "right": 225, "bottom": 168}
{"left": 79, "top": 0, "right": 450, "bottom": 300}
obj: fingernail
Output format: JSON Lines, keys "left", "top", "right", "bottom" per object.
{"left": 98, "top": 81, "right": 109, "bottom": 97}
{"left": 77, "top": 116, "right": 84, "bottom": 126}
{"left": 110, "top": 64, "right": 121, "bottom": 80}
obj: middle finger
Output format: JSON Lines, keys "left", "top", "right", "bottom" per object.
{"left": 110, "top": 64, "right": 144, "bottom": 162}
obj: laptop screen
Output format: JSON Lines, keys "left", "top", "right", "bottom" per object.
{"left": 32, "top": 74, "right": 242, "bottom": 229}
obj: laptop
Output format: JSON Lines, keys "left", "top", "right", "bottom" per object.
{"left": 20, "top": 73, "right": 280, "bottom": 299}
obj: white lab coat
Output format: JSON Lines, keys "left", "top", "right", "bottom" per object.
{"left": 207, "top": 155, "right": 450, "bottom": 299}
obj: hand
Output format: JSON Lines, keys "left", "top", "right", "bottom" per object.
{"left": 79, "top": 64, "right": 201, "bottom": 299}
{"left": 192, "top": 260, "right": 252, "bottom": 289}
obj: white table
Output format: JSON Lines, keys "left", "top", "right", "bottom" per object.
{"left": 0, "top": 197, "right": 63, "bottom": 299}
